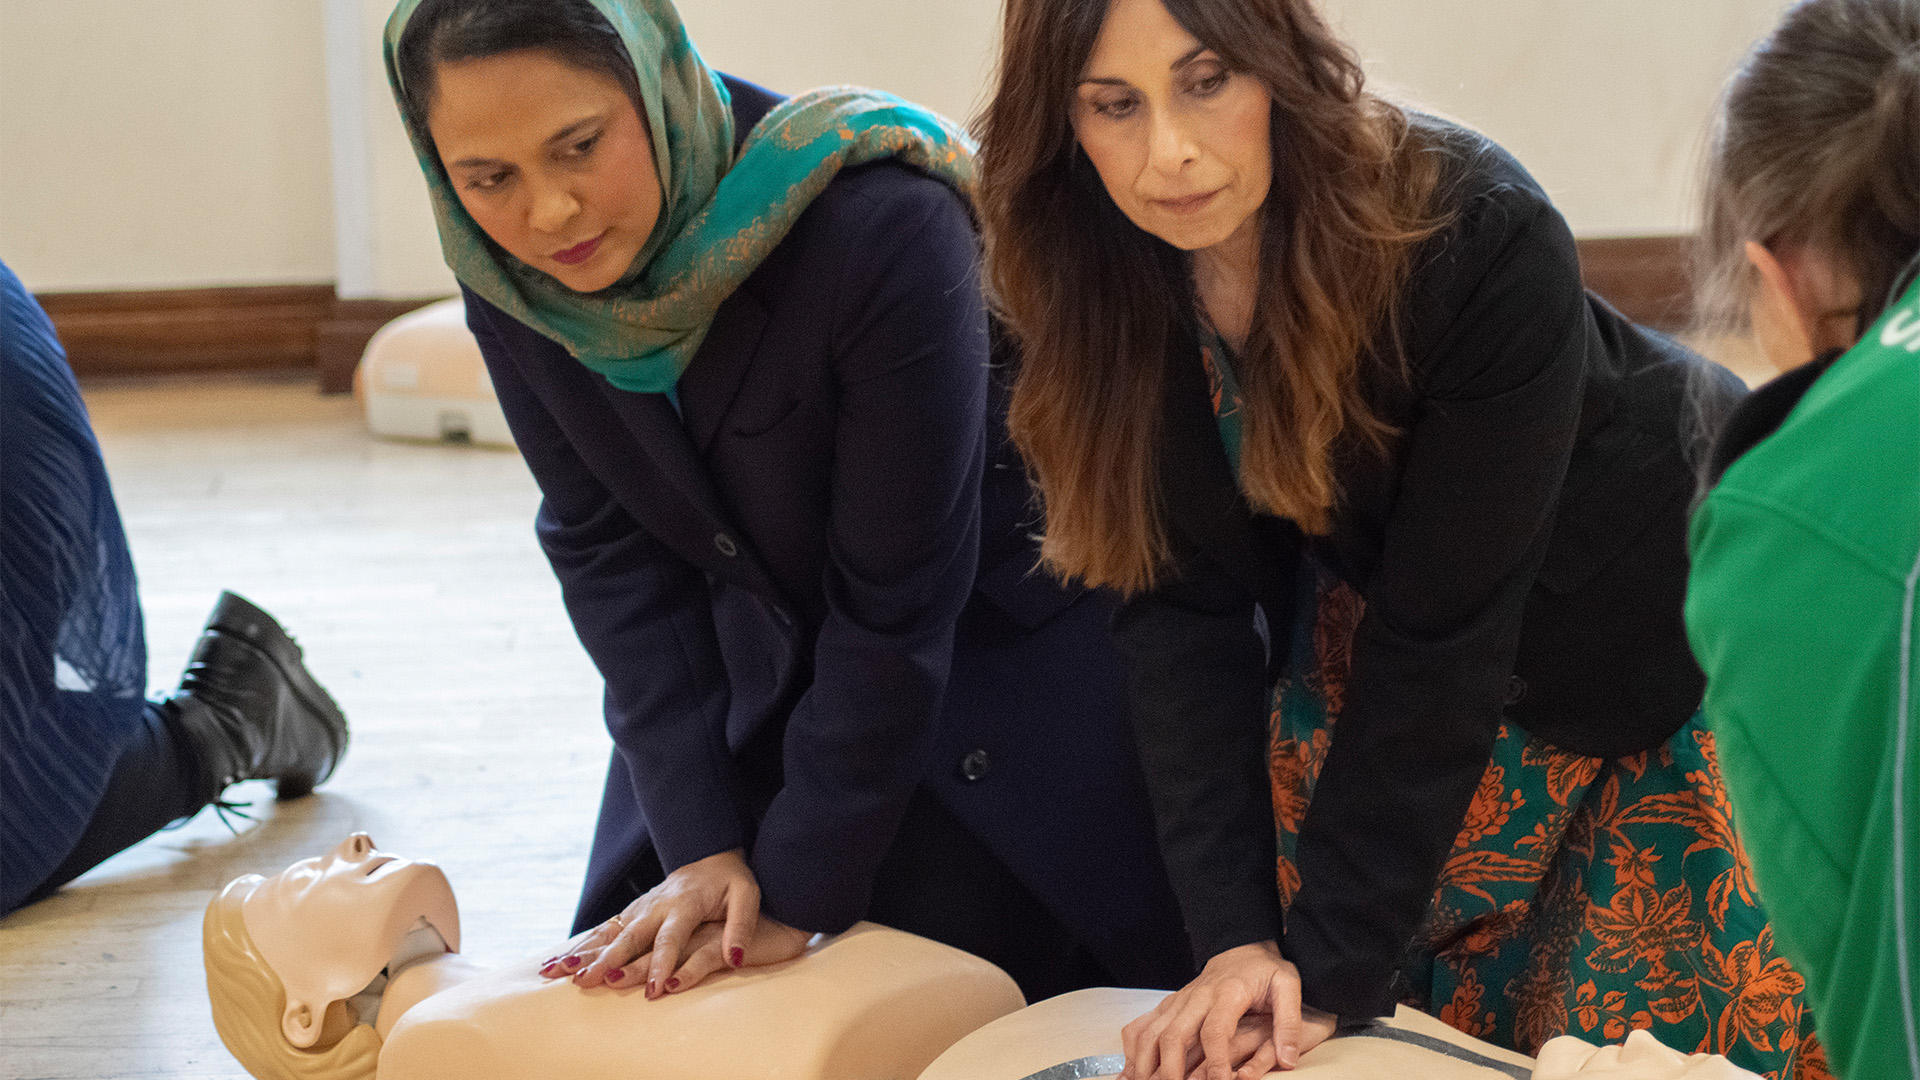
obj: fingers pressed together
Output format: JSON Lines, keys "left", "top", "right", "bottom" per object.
{"left": 536, "top": 847, "right": 814, "bottom": 1000}
{"left": 1121, "top": 940, "right": 1327, "bottom": 1080}
{"left": 538, "top": 847, "right": 761, "bottom": 998}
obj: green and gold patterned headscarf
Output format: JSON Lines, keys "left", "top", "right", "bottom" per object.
{"left": 385, "top": 0, "right": 975, "bottom": 392}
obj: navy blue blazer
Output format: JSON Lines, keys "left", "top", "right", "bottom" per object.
{"left": 464, "top": 77, "right": 1190, "bottom": 987}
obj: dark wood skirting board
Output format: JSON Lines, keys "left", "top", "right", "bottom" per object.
{"left": 34, "top": 235, "right": 1693, "bottom": 395}
{"left": 1576, "top": 235, "right": 1695, "bottom": 333}
{"left": 37, "top": 285, "right": 446, "bottom": 394}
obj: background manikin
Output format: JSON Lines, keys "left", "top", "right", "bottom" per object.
{"left": 202, "top": 833, "right": 1025, "bottom": 1080}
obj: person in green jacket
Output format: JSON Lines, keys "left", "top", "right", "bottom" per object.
{"left": 1685, "top": 2, "right": 1920, "bottom": 1078}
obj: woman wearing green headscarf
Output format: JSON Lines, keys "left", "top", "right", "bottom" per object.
{"left": 385, "top": 0, "right": 1194, "bottom": 1004}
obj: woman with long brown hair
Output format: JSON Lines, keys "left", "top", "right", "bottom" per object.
{"left": 977, "top": 0, "right": 1828, "bottom": 1077}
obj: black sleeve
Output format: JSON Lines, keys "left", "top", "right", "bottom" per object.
{"left": 1112, "top": 551, "right": 1282, "bottom": 966}
{"left": 1284, "top": 184, "right": 1590, "bottom": 1019}
{"left": 465, "top": 292, "right": 751, "bottom": 873}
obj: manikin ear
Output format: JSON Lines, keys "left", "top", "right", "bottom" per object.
{"left": 1745, "top": 240, "right": 1819, "bottom": 375}
{"left": 283, "top": 997, "right": 322, "bottom": 1048}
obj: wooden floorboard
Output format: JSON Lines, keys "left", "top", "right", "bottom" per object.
{"left": 0, "top": 375, "right": 608, "bottom": 1079}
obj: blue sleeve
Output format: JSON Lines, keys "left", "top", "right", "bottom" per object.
{"left": 747, "top": 180, "right": 989, "bottom": 933}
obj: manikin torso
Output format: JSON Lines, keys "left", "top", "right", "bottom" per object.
{"left": 222, "top": 834, "right": 1024, "bottom": 1080}
{"left": 214, "top": 836, "right": 1760, "bottom": 1080}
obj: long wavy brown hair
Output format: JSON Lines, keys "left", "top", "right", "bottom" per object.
{"left": 978, "top": 0, "right": 1447, "bottom": 595}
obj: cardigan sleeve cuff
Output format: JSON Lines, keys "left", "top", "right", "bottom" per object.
{"left": 1184, "top": 891, "right": 1286, "bottom": 969}
{"left": 1283, "top": 923, "right": 1400, "bottom": 1021}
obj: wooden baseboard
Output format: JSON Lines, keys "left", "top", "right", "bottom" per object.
{"left": 1576, "top": 236, "right": 1694, "bottom": 333}
{"left": 34, "top": 236, "right": 1694, "bottom": 395}
{"left": 37, "top": 286, "right": 446, "bottom": 394}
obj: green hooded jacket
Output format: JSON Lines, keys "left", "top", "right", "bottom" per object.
{"left": 1688, "top": 276, "right": 1920, "bottom": 1080}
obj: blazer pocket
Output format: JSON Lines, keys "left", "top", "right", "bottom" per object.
{"left": 729, "top": 396, "right": 804, "bottom": 439}
{"left": 973, "top": 550, "right": 1086, "bottom": 630}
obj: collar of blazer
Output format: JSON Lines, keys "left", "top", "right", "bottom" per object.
{"left": 670, "top": 74, "right": 787, "bottom": 459}
{"left": 1157, "top": 316, "right": 1302, "bottom": 618}
{"left": 604, "top": 74, "right": 795, "bottom": 616}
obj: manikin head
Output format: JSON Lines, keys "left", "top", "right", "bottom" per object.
{"left": 204, "top": 834, "right": 458, "bottom": 1080}
{"left": 1533, "top": 1030, "right": 1760, "bottom": 1080}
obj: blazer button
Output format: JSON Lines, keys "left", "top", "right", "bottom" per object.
{"left": 713, "top": 533, "right": 739, "bottom": 558}
{"left": 958, "top": 749, "right": 991, "bottom": 782}
{"left": 1506, "top": 676, "right": 1528, "bottom": 707}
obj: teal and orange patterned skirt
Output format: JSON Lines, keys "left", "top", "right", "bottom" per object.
{"left": 1272, "top": 571, "right": 1832, "bottom": 1080}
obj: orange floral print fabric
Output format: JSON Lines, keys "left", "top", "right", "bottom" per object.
{"left": 1268, "top": 568, "right": 1832, "bottom": 1080}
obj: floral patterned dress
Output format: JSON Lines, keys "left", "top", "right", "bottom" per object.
{"left": 1201, "top": 334, "right": 1831, "bottom": 1079}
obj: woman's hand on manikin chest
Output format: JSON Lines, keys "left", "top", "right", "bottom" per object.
{"left": 1192, "top": 213, "right": 1263, "bottom": 354}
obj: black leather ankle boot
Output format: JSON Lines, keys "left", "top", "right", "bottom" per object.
{"left": 165, "top": 591, "right": 349, "bottom": 801}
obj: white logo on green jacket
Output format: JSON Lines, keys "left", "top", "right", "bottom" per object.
{"left": 1881, "top": 288, "right": 1920, "bottom": 353}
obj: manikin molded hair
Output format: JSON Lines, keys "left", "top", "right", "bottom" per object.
{"left": 203, "top": 876, "right": 382, "bottom": 1080}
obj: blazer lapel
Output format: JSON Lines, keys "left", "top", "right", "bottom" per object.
{"left": 599, "top": 385, "right": 791, "bottom": 607}
{"left": 677, "top": 282, "right": 773, "bottom": 453}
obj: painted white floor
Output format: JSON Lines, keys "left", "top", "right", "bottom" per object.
{"left": 0, "top": 375, "right": 610, "bottom": 1079}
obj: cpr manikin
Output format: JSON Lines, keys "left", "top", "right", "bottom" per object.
{"left": 917, "top": 990, "right": 1762, "bottom": 1080}
{"left": 1531, "top": 1031, "right": 1763, "bottom": 1080}
{"left": 203, "top": 834, "right": 1024, "bottom": 1080}
{"left": 208, "top": 835, "right": 1760, "bottom": 1080}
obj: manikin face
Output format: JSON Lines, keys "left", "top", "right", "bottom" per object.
{"left": 1071, "top": 0, "right": 1273, "bottom": 255}
{"left": 1533, "top": 1029, "right": 1755, "bottom": 1079}
{"left": 243, "top": 833, "right": 459, "bottom": 1049}
{"left": 427, "top": 49, "right": 663, "bottom": 293}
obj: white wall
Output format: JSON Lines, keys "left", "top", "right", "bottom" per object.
{"left": 324, "top": 0, "right": 461, "bottom": 299}
{"left": 0, "top": 0, "right": 337, "bottom": 292}
{"left": 676, "top": 0, "right": 1002, "bottom": 127}
{"left": 2, "top": 0, "right": 1791, "bottom": 296}
{"left": 1321, "top": 0, "right": 1793, "bottom": 236}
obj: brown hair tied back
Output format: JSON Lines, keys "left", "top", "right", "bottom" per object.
{"left": 1698, "top": 0, "right": 1920, "bottom": 337}
{"left": 976, "top": 0, "right": 1446, "bottom": 596}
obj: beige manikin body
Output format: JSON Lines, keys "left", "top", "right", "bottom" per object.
{"left": 207, "top": 834, "right": 1759, "bottom": 1080}
{"left": 205, "top": 833, "right": 1023, "bottom": 1080}
{"left": 917, "top": 987, "right": 1760, "bottom": 1079}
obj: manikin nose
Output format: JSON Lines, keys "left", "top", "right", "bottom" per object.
{"left": 342, "top": 832, "right": 375, "bottom": 858}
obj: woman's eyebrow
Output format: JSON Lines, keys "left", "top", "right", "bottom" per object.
{"left": 544, "top": 116, "right": 601, "bottom": 146}
{"left": 1169, "top": 46, "right": 1214, "bottom": 70}
{"left": 1077, "top": 46, "right": 1211, "bottom": 87}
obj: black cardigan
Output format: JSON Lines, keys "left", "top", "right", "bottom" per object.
{"left": 1112, "top": 122, "right": 1747, "bottom": 1020}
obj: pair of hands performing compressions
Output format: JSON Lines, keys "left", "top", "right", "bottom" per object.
{"left": 1121, "top": 941, "right": 1340, "bottom": 1080}
{"left": 539, "top": 849, "right": 812, "bottom": 998}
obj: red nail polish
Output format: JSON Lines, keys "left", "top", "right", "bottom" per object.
{"left": 562, "top": 955, "right": 582, "bottom": 969}
{"left": 729, "top": 946, "right": 744, "bottom": 968}
{"left": 647, "top": 979, "right": 658, "bottom": 998}
{"left": 666, "top": 977, "right": 680, "bottom": 991}
{"left": 606, "top": 968, "right": 624, "bottom": 983}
